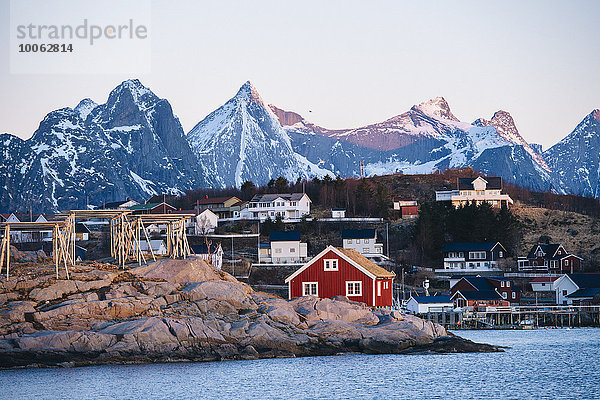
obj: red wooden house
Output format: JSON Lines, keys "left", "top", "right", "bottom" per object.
{"left": 285, "top": 246, "right": 395, "bottom": 307}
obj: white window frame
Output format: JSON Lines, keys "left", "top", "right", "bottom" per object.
{"left": 469, "top": 251, "right": 486, "bottom": 260}
{"left": 303, "top": 282, "right": 318, "bottom": 296}
{"left": 346, "top": 281, "right": 362, "bottom": 296}
{"left": 324, "top": 258, "right": 338, "bottom": 271}
{"left": 501, "top": 281, "right": 505, "bottom": 287}
{"left": 377, "top": 281, "right": 381, "bottom": 296}
{"left": 502, "top": 292, "right": 507, "bottom": 299}
{"left": 512, "top": 292, "right": 516, "bottom": 299}
{"left": 347, "top": 239, "right": 352, "bottom": 244}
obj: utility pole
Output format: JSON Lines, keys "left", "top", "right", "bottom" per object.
{"left": 257, "top": 221, "right": 261, "bottom": 264}
{"left": 386, "top": 223, "right": 389, "bottom": 258}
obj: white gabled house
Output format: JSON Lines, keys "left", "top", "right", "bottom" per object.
{"left": 342, "top": 229, "right": 383, "bottom": 258}
{"left": 259, "top": 231, "right": 308, "bottom": 264}
{"left": 405, "top": 295, "right": 454, "bottom": 314}
{"left": 436, "top": 176, "right": 513, "bottom": 208}
{"left": 554, "top": 273, "right": 600, "bottom": 305}
{"left": 240, "top": 193, "right": 311, "bottom": 221}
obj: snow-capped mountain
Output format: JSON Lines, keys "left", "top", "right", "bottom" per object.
{"left": 0, "top": 80, "right": 205, "bottom": 212}
{"left": 187, "top": 81, "right": 330, "bottom": 188}
{"left": 277, "top": 98, "right": 558, "bottom": 192}
{"left": 544, "top": 110, "right": 600, "bottom": 197}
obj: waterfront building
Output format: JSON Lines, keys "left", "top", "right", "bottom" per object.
{"left": 285, "top": 246, "right": 395, "bottom": 307}
{"left": 554, "top": 273, "right": 600, "bottom": 305}
{"left": 450, "top": 276, "right": 520, "bottom": 305}
{"left": 405, "top": 295, "right": 453, "bottom": 314}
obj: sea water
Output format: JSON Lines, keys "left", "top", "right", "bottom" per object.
{"left": 1, "top": 328, "right": 599, "bottom": 400}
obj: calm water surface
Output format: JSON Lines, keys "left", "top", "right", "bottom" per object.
{"left": 1, "top": 328, "right": 599, "bottom": 400}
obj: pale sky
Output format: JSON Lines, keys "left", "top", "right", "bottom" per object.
{"left": 1, "top": 0, "right": 599, "bottom": 150}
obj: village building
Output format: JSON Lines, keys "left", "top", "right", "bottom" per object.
{"left": 331, "top": 208, "right": 346, "bottom": 219}
{"left": 441, "top": 242, "right": 507, "bottom": 273}
{"left": 75, "top": 223, "right": 90, "bottom": 241}
{"left": 100, "top": 199, "right": 139, "bottom": 210}
{"left": 530, "top": 276, "right": 561, "bottom": 293}
{"left": 135, "top": 239, "right": 168, "bottom": 256}
{"left": 392, "top": 198, "right": 419, "bottom": 219}
{"left": 450, "top": 290, "right": 509, "bottom": 310}
{"left": 191, "top": 243, "right": 224, "bottom": 270}
{"left": 2, "top": 213, "right": 52, "bottom": 242}
{"left": 193, "top": 196, "right": 245, "bottom": 220}
{"left": 405, "top": 295, "right": 453, "bottom": 314}
{"left": 435, "top": 176, "right": 513, "bottom": 208}
{"left": 342, "top": 229, "right": 384, "bottom": 258}
{"left": 518, "top": 243, "right": 582, "bottom": 273}
{"left": 128, "top": 202, "right": 176, "bottom": 215}
{"left": 259, "top": 231, "right": 308, "bottom": 264}
{"left": 172, "top": 209, "right": 218, "bottom": 235}
{"left": 285, "top": 246, "right": 395, "bottom": 307}
{"left": 450, "top": 276, "right": 520, "bottom": 305}
{"left": 240, "top": 193, "right": 311, "bottom": 221}
{"left": 554, "top": 273, "right": 600, "bottom": 305}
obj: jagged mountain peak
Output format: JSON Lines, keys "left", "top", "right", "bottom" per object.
{"left": 74, "top": 98, "right": 98, "bottom": 121}
{"left": 234, "top": 80, "right": 263, "bottom": 103}
{"left": 591, "top": 109, "right": 600, "bottom": 122}
{"left": 105, "top": 79, "right": 157, "bottom": 109}
{"left": 412, "top": 96, "right": 459, "bottom": 121}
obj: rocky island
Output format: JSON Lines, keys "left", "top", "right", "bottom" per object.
{"left": 0, "top": 257, "right": 501, "bottom": 368}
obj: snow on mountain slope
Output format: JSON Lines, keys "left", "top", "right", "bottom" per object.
{"left": 544, "top": 110, "right": 600, "bottom": 197}
{"left": 278, "top": 99, "right": 558, "bottom": 192}
{"left": 188, "top": 81, "right": 331, "bottom": 188}
{"left": 474, "top": 110, "right": 550, "bottom": 172}
{"left": 0, "top": 80, "right": 206, "bottom": 212}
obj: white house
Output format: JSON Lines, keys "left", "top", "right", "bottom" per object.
{"left": 240, "top": 193, "right": 311, "bottom": 221}
{"left": 530, "top": 276, "right": 560, "bottom": 293}
{"left": 393, "top": 198, "right": 417, "bottom": 210}
{"left": 405, "top": 295, "right": 454, "bottom": 314}
{"left": 554, "top": 273, "right": 600, "bottom": 305}
{"left": 260, "top": 231, "right": 308, "bottom": 264}
{"left": 440, "top": 242, "right": 506, "bottom": 273}
{"left": 136, "top": 239, "right": 168, "bottom": 256}
{"left": 435, "top": 176, "right": 513, "bottom": 208}
{"left": 172, "top": 209, "right": 218, "bottom": 235}
{"left": 191, "top": 243, "right": 224, "bottom": 270}
{"left": 342, "top": 229, "right": 383, "bottom": 258}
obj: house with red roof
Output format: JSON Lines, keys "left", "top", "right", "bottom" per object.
{"left": 285, "top": 246, "right": 395, "bottom": 307}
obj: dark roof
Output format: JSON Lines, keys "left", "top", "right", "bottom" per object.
{"left": 331, "top": 208, "right": 346, "bottom": 211}
{"left": 411, "top": 295, "right": 452, "bottom": 304}
{"left": 461, "top": 277, "right": 496, "bottom": 291}
{"left": 443, "top": 242, "right": 502, "bottom": 253}
{"left": 458, "top": 176, "right": 502, "bottom": 190}
{"left": 454, "top": 290, "right": 503, "bottom": 301}
{"left": 128, "top": 202, "right": 160, "bottom": 210}
{"left": 250, "top": 193, "right": 308, "bottom": 202}
{"left": 342, "top": 229, "right": 376, "bottom": 240}
{"left": 527, "top": 244, "right": 562, "bottom": 260}
{"left": 75, "top": 223, "right": 90, "bottom": 233}
{"left": 567, "top": 288, "right": 600, "bottom": 298}
{"left": 259, "top": 243, "right": 270, "bottom": 248}
{"left": 567, "top": 273, "right": 600, "bottom": 289}
{"left": 100, "top": 201, "right": 128, "bottom": 209}
{"left": 270, "top": 231, "right": 301, "bottom": 242}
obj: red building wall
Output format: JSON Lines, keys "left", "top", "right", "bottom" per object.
{"left": 289, "top": 249, "right": 393, "bottom": 307}
{"left": 401, "top": 205, "right": 419, "bottom": 218}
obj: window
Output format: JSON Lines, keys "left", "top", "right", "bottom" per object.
{"left": 275, "top": 248, "right": 282, "bottom": 254}
{"left": 469, "top": 251, "right": 486, "bottom": 260}
{"left": 346, "top": 281, "right": 362, "bottom": 296}
{"left": 290, "top": 248, "right": 296, "bottom": 253}
{"left": 303, "top": 282, "right": 318, "bottom": 296}
{"left": 324, "top": 259, "right": 338, "bottom": 271}
{"left": 347, "top": 239, "right": 352, "bottom": 244}
{"left": 502, "top": 292, "right": 507, "bottom": 299}
{"left": 501, "top": 281, "right": 505, "bottom": 287}
{"left": 499, "top": 251, "right": 504, "bottom": 258}
{"left": 506, "top": 281, "right": 510, "bottom": 287}
{"left": 383, "top": 281, "right": 389, "bottom": 289}
{"left": 512, "top": 292, "right": 516, "bottom": 299}
{"left": 562, "top": 290, "right": 567, "bottom": 296}
{"left": 363, "top": 248, "right": 369, "bottom": 253}
{"left": 377, "top": 281, "right": 381, "bottom": 296}
{"left": 364, "top": 239, "right": 369, "bottom": 244}
{"left": 565, "top": 260, "right": 569, "bottom": 266}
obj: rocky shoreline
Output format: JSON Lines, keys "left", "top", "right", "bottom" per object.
{"left": 0, "top": 257, "right": 502, "bottom": 369}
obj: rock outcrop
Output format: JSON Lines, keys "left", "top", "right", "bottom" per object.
{"left": 0, "top": 257, "right": 501, "bottom": 368}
